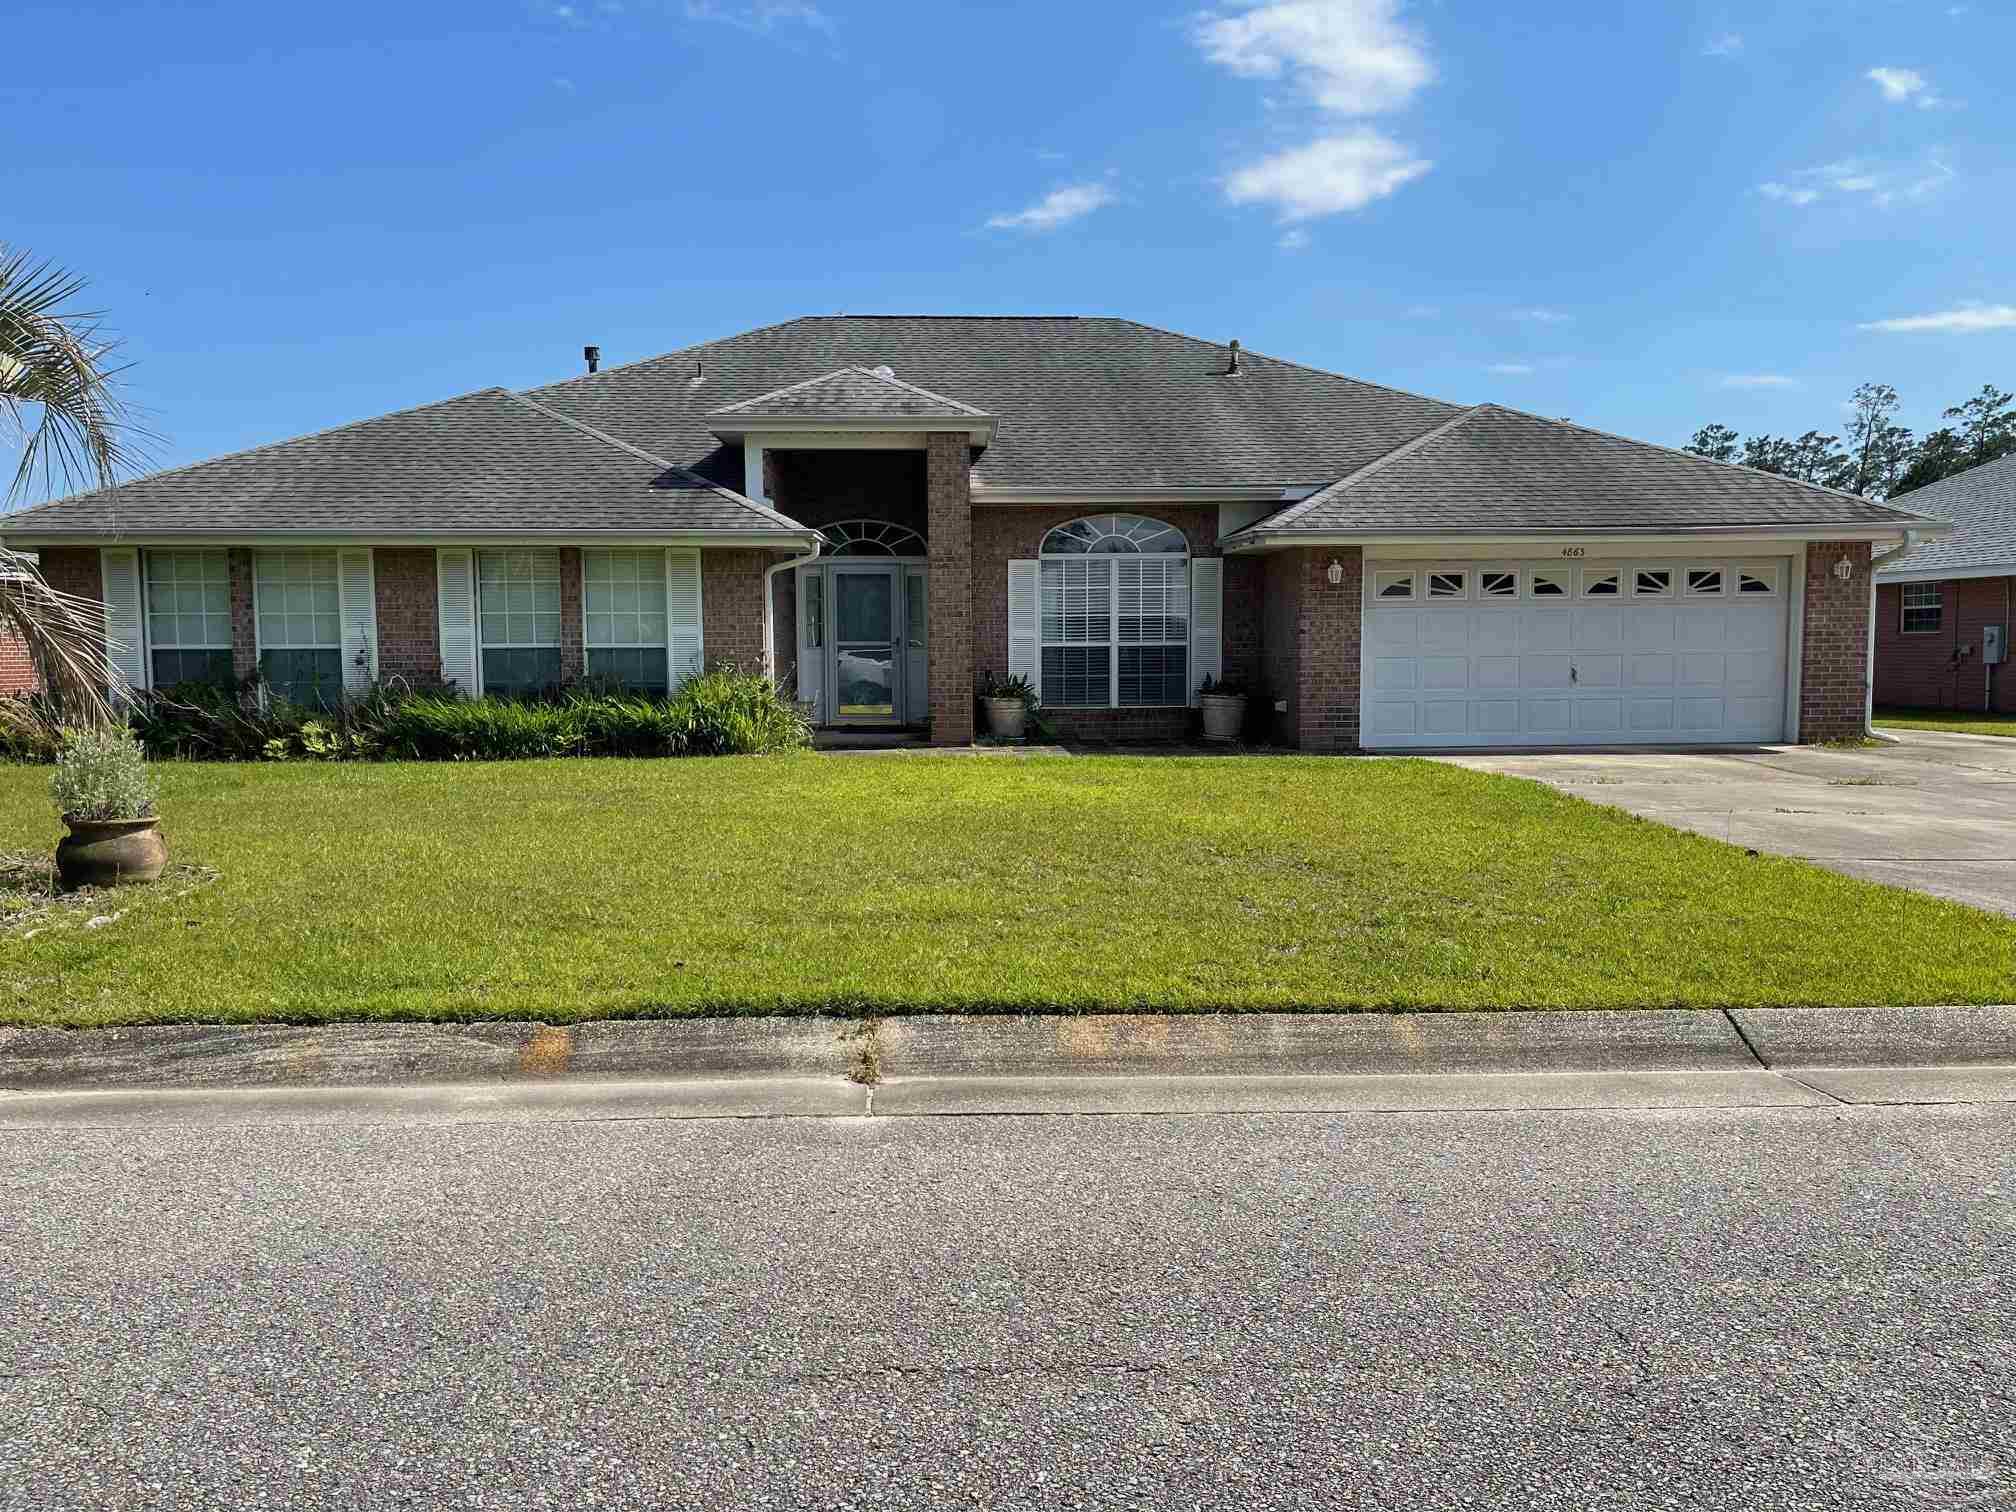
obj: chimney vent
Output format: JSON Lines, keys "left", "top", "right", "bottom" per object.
{"left": 583, "top": 344, "right": 601, "bottom": 374}
{"left": 1227, "top": 339, "right": 1242, "bottom": 375}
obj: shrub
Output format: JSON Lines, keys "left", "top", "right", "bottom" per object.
{"left": 0, "top": 693, "right": 70, "bottom": 762}
{"left": 670, "top": 665, "right": 811, "bottom": 756}
{"left": 51, "top": 724, "right": 158, "bottom": 820}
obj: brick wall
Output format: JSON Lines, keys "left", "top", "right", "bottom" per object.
{"left": 1798, "top": 541, "right": 1874, "bottom": 741}
{"left": 36, "top": 547, "right": 100, "bottom": 604}
{"left": 1874, "top": 575, "right": 2016, "bottom": 713}
{"left": 558, "top": 547, "right": 585, "bottom": 682}
{"left": 0, "top": 629, "right": 34, "bottom": 694}
{"left": 373, "top": 548, "right": 442, "bottom": 685}
{"left": 925, "top": 434, "right": 974, "bottom": 744}
{"left": 1257, "top": 546, "right": 1362, "bottom": 752}
{"left": 702, "top": 548, "right": 772, "bottom": 673}
{"left": 227, "top": 548, "right": 258, "bottom": 680}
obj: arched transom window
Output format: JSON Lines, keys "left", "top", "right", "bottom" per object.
{"left": 1036, "top": 514, "right": 1192, "bottom": 708}
{"left": 1040, "top": 513, "right": 1189, "bottom": 557}
{"left": 823, "top": 519, "right": 927, "bottom": 557}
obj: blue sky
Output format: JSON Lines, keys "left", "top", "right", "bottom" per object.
{"left": 9, "top": 0, "right": 2014, "bottom": 501}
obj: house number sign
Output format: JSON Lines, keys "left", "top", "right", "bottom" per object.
{"left": 1559, "top": 547, "right": 1586, "bottom": 558}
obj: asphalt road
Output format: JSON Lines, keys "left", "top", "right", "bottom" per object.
{"left": 4, "top": 1098, "right": 2013, "bottom": 1510}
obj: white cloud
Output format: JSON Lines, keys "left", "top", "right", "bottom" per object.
{"left": 1279, "top": 227, "right": 1312, "bottom": 251}
{"left": 1486, "top": 362, "right": 1535, "bottom": 376}
{"left": 1510, "top": 306, "right": 1570, "bottom": 324}
{"left": 1859, "top": 304, "right": 2016, "bottom": 334}
{"left": 1757, "top": 156, "right": 1954, "bottom": 210}
{"left": 683, "top": 1, "right": 833, "bottom": 35}
{"left": 1703, "top": 31, "right": 1743, "bottom": 56}
{"left": 1224, "top": 131, "right": 1430, "bottom": 221}
{"left": 1193, "top": 0, "right": 1433, "bottom": 115}
{"left": 1721, "top": 373, "right": 1799, "bottom": 389}
{"left": 1867, "top": 66, "right": 1942, "bottom": 107}
{"left": 985, "top": 182, "right": 1115, "bottom": 232}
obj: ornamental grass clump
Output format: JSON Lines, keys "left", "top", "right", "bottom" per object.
{"left": 50, "top": 724, "right": 157, "bottom": 820}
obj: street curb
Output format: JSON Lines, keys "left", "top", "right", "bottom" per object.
{"left": 1729, "top": 1005, "right": 2016, "bottom": 1067}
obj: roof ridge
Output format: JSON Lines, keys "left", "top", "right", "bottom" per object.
{"left": 710, "top": 364, "right": 989, "bottom": 418}
{"left": 1482, "top": 403, "right": 1946, "bottom": 525}
{"left": 1104, "top": 317, "right": 1470, "bottom": 416}
{"left": 1236, "top": 406, "right": 1485, "bottom": 536}
{"left": 509, "top": 394, "right": 814, "bottom": 535}
{"left": 519, "top": 315, "right": 822, "bottom": 396}
{"left": 1, "top": 387, "right": 516, "bottom": 520}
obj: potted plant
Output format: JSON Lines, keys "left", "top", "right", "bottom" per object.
{"left": 1198, "top": 674, "right": 1250, "bottom": 743}
{"left": 50, "top": 724, "right": 167, "bottom": 889}
{"left": 977, "top": 670, "right": 1038, "bottom": 740}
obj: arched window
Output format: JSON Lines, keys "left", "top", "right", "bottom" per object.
{"left": 1036, "top": 515, "right": 1192, "bottom": 708}
{"left": 1040, "top": 514, "right": 1188, "bottom": 557}
{"left": 823, "top": 519, "right": 927, "bottom": 557}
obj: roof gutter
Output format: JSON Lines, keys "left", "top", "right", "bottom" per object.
{"left": 0, "top": 530, "right": 824, "bottom": 550}
{"left": 972, "top": 485, "right": 1321, "bottom": 505}
{"left": 1220, "top": 521, "right": 1949, "bottom": 553}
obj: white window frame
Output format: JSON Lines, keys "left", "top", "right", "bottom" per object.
{"left": 144, "top": 548, "right": 234, "bottom": 685}
{"left": 1373, "top": 569, "right": 1417, "bottom": 601}
{"left": 1477, "top": 565, "right": 1520, "bottom": 600}
{"left": 1425, "top": 568, "right": 1469, "bottom": 600}
{"left": 1037, "top": 516, "right": 1192, "bottom": 709}
{"left": 1527, "top": 566, "right": 1573, "bottom": 600}
{"left": 1900, "top": 581, "right": 1943, "bottom": 635}
{"left": 1578, "top": 563, "right": 1623, "bottom": 598}
{"left": 477, "top": 547, "right": 565, "bottom": 694}
{"left": 1631, "top": 565, "right": 1675, "bottom": 598}
{"left": 1735, "top": 563, "right": 1782, "bottom": 597}
{"left": 581, "top": 548, "right": 670, "bottom": 689}
{"left": 1684, "top": 564, "right": 1727, "bottom": 598}
{"left": 253, "top": 548, "right": 343, "bottom": 702}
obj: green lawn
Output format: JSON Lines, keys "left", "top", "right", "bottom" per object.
{"left": 1874, "top": 707, "right": 2016, "bottom": 739}
{"left": 4, "top": 755, "right": 2013, "bottom": 1027}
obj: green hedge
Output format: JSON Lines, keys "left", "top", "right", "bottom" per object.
{"left": 3, "top": 668, "right": 813, "bottom": 763}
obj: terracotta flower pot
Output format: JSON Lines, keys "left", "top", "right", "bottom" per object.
{"left": 1200, "top": 694, "right": 1247, "bottom": 743}
{"left": 56, "top": 816, "right": 168, "bottom": 890}
{"left": 984, "top": 697, "right": 1029, "bottom": 740}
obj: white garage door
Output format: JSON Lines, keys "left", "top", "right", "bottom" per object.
{"left": 1362, "top": 558, "right": 1791, "bottom": 748}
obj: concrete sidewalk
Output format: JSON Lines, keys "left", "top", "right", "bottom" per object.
{"left": 3, "top": 1007, "right": 2013, "bottom": 1124}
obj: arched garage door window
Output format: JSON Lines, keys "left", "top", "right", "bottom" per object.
{"left": 1038, "top": 514, "right": 1190, "bottom": 707}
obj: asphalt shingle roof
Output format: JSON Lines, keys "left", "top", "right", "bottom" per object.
{"left": 1873, "top": 453, "right": 2016, "bottom": 577}
{"left": 526, "top": 316, "right": 1465, "bottom": 491}
{"left": 1230, "top": 404, "right": 1940, "bottom": 538}
{"left": 0, "top": 390, "right": 808, "bottom": 539}
{"left": 709, "top": 365, "right": 991, "bottom": 420}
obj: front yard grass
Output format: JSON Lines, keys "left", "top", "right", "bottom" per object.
{"left": 1874, "top": 707, "right": 2016, "bottom": 739}
{"left": 3, "top": 754, "right": 2012, "bottom": 1027}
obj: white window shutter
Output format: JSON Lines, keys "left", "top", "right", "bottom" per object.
{"left": 1190, "top": 557, "right": 1223, "bottom": 706}
{"left": 666, "top": 548, "right": 704, "bottom": 685}
{"left": 99, "top": 547, "right": 147, "bottom": 699}
{"left": 435, "top": 548, "right": 477, "bottom": 697}
{"left": 1008, "top": 560, "right": 1040, "bottom": 696}
{"left": 338, "top": 548, "right": 377, "bottom": 696}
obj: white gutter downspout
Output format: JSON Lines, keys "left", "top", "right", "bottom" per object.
{"left": 763, "top": 539, "right": 823, "bottom": 688}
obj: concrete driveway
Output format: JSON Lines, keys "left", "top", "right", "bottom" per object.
{"left": 1437, "top": 728, "right": 2016, "bottom": 917}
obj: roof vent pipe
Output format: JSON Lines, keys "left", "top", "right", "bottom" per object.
{"left": 1227, "top": 339, "right": 1241, "bottom": 375}
{"left": 583, "top": 345, "right": 601, "bottom": 374}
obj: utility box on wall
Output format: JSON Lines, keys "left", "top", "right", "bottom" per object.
{"left": 1986, "top": 624, "right": 2007, "bottom": 665}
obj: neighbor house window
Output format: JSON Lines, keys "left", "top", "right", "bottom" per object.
{"left": 1901, "top": 582, "right": 1943, "bottom": 634}
{"left": 254, "top": 550, "right": 342, "bottom": 706}
{"left": 478, "top": 548, "right": 563, "bottom": 696}
{"left": 145, "top": 549, "right": 234, "bottom": 689}
{"left": 1038, "top": 514, "right": 1189, "bottom": 708}
{"left": 582, "top": 549, "right": 669, "bottom": 694}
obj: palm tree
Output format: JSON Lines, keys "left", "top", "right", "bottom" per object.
{"left": 1, "top": 243, "right": 154, "bottom": 722}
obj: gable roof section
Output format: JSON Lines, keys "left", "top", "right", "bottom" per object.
{"left": 525, "top": 315, "right": 1466, "bottom": 492}
{"left": 709, "top": 365, "right": 991, "bottom": 421}
{"left": 0, "top": 389, "right": 813, "bottom": 542}
{"left": 1873, "top": 453, "right": 2016, "bottom": 579}
{"left": 1228, "top": 404, "right": 1943, "bottom": 540}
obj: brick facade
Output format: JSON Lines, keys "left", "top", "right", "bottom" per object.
{"left": 36, "top": 547, "right": 100, "bottom": 605}
{"left": 227, "top": 548, "right": 258, "bottom": 681}
{"left": 372, "top": 548, "right": 443, "bottom": 685}
{"left": 1874, "top": 575, "right": 2016, "bottom": 713}
{"left": 701, "top": 548, "right": 772, "bottom": 673}
{"left": 1261, "top": 546, "right": 1362, "bottom": 751}
{"left": 0, "top": 629, "right": 33, "bottom": 694}
{"left": 558, "top": 547, "right": 586, "bottom": 683}
{"left": 1798, "top": 541, "right": 1875, "bottom": 742}
{"left": 925, "top": 434, "right": 974, "bottom": 744}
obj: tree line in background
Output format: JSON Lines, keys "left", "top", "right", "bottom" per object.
{"left": 1683, "top": 382, "right": 2016, "bottom": 500}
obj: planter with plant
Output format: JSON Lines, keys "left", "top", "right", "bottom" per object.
{"left": 1198, "top": 674, "right": 1250, "bottom": 743}
{"left": 50, "top": 725, "right": 166, "bottom": 889}
{"left": 976, "top": 670, "right": 1039, "bottom": 741}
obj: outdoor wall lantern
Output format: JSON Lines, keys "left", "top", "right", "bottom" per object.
{"left": 1326, "top": 558, "right": 1345, "bottom": 586}
{"left": 1833, "top": 555, "right": 1856, "bottom": 582}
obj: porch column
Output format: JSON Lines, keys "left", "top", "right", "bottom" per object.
{"left": 926, "top": 432, "right": 974, "bottom": 744}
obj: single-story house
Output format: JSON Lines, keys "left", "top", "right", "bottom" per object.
{"left": 0, "top": 315, "right": 1948, "bottom": 749}
{"left": 1874, "top": 452, "right": 2016, "bottom": 714}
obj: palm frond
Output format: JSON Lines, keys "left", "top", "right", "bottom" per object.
{"left": 0, "top": 546, "right": 116, "bottom": 725}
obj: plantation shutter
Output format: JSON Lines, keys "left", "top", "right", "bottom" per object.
{"left": 99, "top": 547, "right": 147, "bottom": 699}
{"left": 435, "top": 548, "right": 477, "bottom": 697}
{"left": 1007, "top": 559, "right": 1040, "bottom": 698}
{"left": 1189, "top": 557, "right": 1223, "bottom": 707}
{"left": 338, "top": 548, "right": 378, "bottom": 695}
{"left": 665, "top": 548, "right": 704, "bottom": 686}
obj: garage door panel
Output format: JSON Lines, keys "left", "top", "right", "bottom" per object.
{"left": 1363, "top": 556, "right": 1790, "bottom": 748}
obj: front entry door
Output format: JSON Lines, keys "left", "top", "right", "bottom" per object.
{"left": 831, "top": 564, "right": 900, "bottom": 723}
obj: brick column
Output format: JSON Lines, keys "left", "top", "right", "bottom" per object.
{"left": 558, "top": 547, "right": 585, "bottom": 683}
{"left": 1799, "top": 540, "right": 1874, "bottom": 742}
{"left": 372, "top": 548, "right": 442, "bottom": 684}
{"left": 228, "top": 548, "right": 258, "bottom": 681}
{"left": 1260, "top": 547, "right": 1362, "bottom": 751}
{"left": 925, "top": 432, "right": 974, "bottom": 744}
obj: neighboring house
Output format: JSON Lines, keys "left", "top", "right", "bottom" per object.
{"left": 1874, "top": 452, "right": 2016, "bottom": 714}
{"left": 0, "top": 316, "right": 1945, "bottom": 749}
